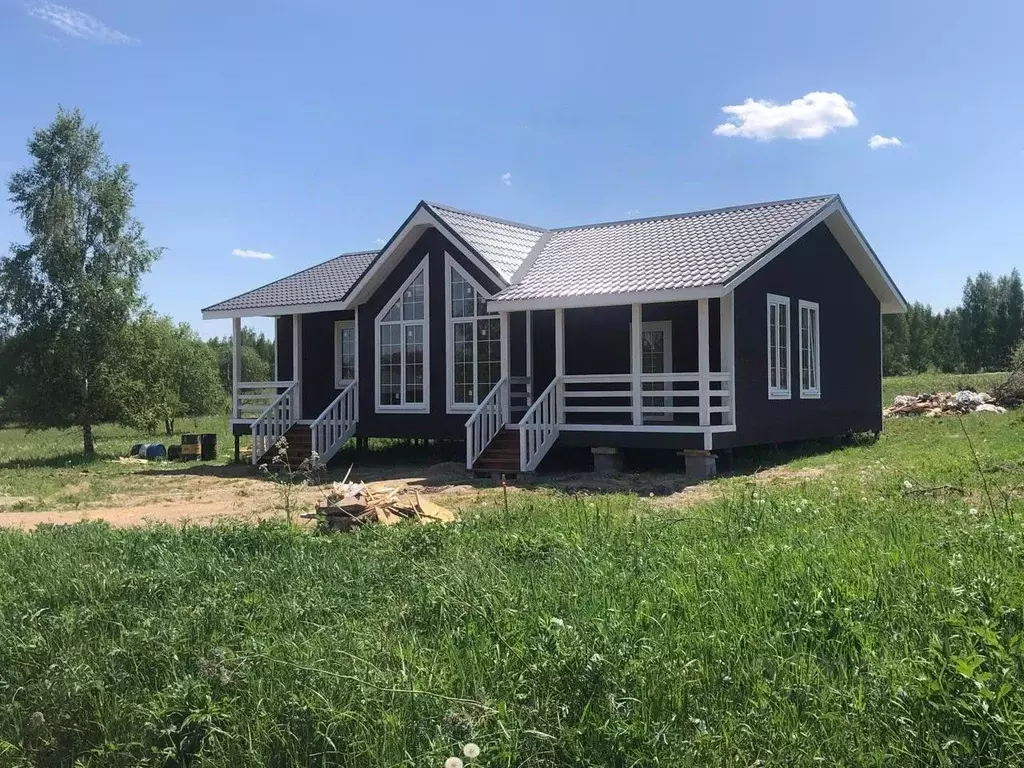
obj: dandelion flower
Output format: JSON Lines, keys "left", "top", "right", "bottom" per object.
{"left": 463, "top": 743, "right": 481, "bottom": 759}
{"left": 445, "top": 758, "right": 464, "bottom": 768}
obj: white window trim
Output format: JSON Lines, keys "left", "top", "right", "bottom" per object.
{"left": 333, "top": 318, "right": 358, "bottom": 388}
{"left": 374, "top": 254, "right": 430, "bottom": 413}
{"left": 637, "top": 320, "right": 673, "bottom": 422}
{"left": 798, "top": 299, "right": 821, "bottom": 399}
{"left": 444, "top": 252, "right": 500, "bottom": 414}
{"left": 766, "top": 293, "right": 791, "bottom": 400}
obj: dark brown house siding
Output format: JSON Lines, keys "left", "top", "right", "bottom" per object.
{"left": 720, "top": 222, "right": 881, "bottom": 449}
{"left": 355, "top": 228, "right": 504, "bottom": 439}
{"left": 275, "top": 311, "right": 356, "bottom": 420}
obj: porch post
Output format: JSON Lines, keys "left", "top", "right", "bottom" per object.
{"left": 292, "top": 313, "right": 302, "bottom": 419}
{"left": 630, "top": 303, "right": 642, "bottom": 425}
{"left": 499, "top": 311, "right": 510, "bottom": 421}
{"left": 231, "top": 317, "right": 242, "bottom": 419}
{"left": 525, "top": 310, "right": 533, "bottom": 404}
{"left": 719, "top": 293, "right": 735, "bottom": 426}
{"left": 554, "top": 308, "right": 565, "bottom": 423}
{"left": 697, "top": 298, "right": 711, "bottom": 448}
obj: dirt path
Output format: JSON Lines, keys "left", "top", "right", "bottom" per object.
{"left": 0, "top": 461, "right": 831, "bottom": 530}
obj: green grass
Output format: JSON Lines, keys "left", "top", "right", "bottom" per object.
{"left": 2, "top": 481, "right": 1024, "bottom": 766}
{"left": 0, "top": 417, "right": 237, "bottom": 511}
{"left": 0, "top": 372, "right": 1023, "bottom": 765}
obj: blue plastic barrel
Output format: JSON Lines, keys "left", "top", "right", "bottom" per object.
{"left": 136, "top": 443, "right": 167, "bottom": 460}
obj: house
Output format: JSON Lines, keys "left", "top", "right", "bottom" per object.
{"left": 202, "top": 195, "right": 906, "bottom": 475}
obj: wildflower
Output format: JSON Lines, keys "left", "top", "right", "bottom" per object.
{"left": 969, "top": 507, "right": 979, "bottom": 516}
{"left": 445, "top": 758, "right": 464, "bottom": 768}
{"left": 903, "top": 480, "right": 913, "bottom": 489}
{"left": 463, "top": 743, "right": 481, "bottom": 759}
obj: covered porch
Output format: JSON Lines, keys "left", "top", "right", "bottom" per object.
{"left": 229, "top": 314, "right": 358, "bottom": 466}
{"left": 467, "top": 295, "right": 737, "bottom": 473}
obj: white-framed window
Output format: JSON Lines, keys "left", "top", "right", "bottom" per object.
{"left": 375, "top": 255, "right": 429, "bottom": 411}
{"left": 334, "top": 319, "right": 357, "bottom": 387}
{"left": 799, "top": 300, "right": 821, "bottom": 398}
{"left": 639, "top": 320, "right": 673, "bottom": 421}
{"left": 766, "top": 293, "right": 791, "bottom": 399}
{"left": 444, "top": 253, "right": 501, "bottom": 412}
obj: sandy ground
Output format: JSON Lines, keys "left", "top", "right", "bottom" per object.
{"left": 0, "top": 461, "right": 829, "bottom": 530}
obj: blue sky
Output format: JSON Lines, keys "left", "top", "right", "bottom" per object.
{"left": 1, "top": 0, "right": 1022, "bottom": 339}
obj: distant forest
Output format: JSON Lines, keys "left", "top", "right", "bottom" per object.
{"left": 883, "top": 269, "right": 1023, "bottom": 375}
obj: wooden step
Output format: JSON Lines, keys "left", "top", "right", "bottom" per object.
{"left": 259, "top": 425, "right": 313, "bottom": 468}
{"left": 471, "top": 428, "right": 522, "bottom": 474}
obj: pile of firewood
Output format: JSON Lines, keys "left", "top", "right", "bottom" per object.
{"left": 884, "top": 390, "right": 1008, "bottom": 418}
{"left": 303, "top": 479, "right": 454, "bottom": 532}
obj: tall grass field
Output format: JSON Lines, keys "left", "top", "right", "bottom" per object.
{"left": 1, "top": 372, "right": 1023, "bottom": 765}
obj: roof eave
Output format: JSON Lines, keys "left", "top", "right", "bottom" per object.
{"left": 488, "top": 284, "right": 726, "bottom": 313}
{"left": 201, "top": 298, "right": 353, "bottom": 320}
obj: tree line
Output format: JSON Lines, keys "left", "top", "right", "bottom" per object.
{"left": 883, "top": 270, "right": 1024, "bottom": 375}
{"left": 0, "top": 108, "right": 274, "bottom": 452}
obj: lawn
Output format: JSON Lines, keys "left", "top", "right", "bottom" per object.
{"left": 1, "top": 372, "right": 1023, "bottom": 765}
{"left": 0, "top": 416, "right": 237, "bottom": 512}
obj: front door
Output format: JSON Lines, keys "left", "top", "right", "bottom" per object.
{"left": 641, "top": 321, "right": 673, "bottom": 422}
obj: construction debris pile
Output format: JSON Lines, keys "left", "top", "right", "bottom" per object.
{"left": 884, "top": 390, "right": 1009, "bottom": 418}
{"left": 303, "top": 481, "right": 455, "bottom": 532}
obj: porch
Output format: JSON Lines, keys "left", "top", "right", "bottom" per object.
{"left": 228, "top": 314, "right": 358, "bottom": 466}
{"left": 467, "top": 296, "right": 736, "bottom": 473}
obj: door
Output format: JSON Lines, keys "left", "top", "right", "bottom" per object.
{"left": 641, "top": 321, "right": 673, "bottom": 422}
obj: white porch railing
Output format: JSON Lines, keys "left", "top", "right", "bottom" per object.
{"left": 310, "top": 381, "right": 359, "bottom": 466}
{"left": 234, "top": 381, "right": 296, "bottom": 421}
{"left": 519, "top": 377, "right": 560, "bottom": 472}
{"left": 251, "top": 382, "right": 299, "bottom": 464}
{"left": 510, "top": 375, "right": 531, "bottom": 412}
{"left": 465, "top": 376, "right": 510, "bottom": 470}
{"left": 561, "top": 372, "right": 733, "bottom": 425}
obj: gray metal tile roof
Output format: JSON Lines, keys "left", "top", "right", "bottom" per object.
{"left": 203, "top": 250, "right": 377, "bottom": 313}
{"left": 492, "top": 196, "right": 835, "bottom": 303}
{"left": 426, "top": 202, "right": 546, "bottom": 282}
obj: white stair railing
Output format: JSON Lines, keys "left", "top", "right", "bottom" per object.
{"left": 251, "top": 382, "right": 299, "bottom": 464}
{"left": 310, "top": 380, "right": 359, "bottom": 466}
{"left": 519, "top": 376, "right": 561, "bottom": 472}
{"left": 465, "top": 377, "right": 510, "bottom": 470}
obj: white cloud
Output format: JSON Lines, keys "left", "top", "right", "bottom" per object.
{"left": 501, "top": 172, "right": 512, "bottom": 186}
{"left": 232, "top": 248, "right": 273, "bottom": 260}
{"left": 868, "top": 134, "right": 903, "bottom": 149}
{"left": 26, "top": 2, "right": 138, "bottom": 44}
{"left": 373, "top": 237, "right": 386, "bottom": 247}
{"left": 713, "top": 91, "right": 858, "bottom": 141}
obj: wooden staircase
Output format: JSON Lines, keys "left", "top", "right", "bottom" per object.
{"left": 471, "top": 428, "right": 521, "bottom": 476}
{"left": 260, "top": 425, "right": 313, "bottom": 469}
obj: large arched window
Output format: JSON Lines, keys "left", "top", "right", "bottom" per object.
{"left": 375, "top": 256, "right": 429, "bottom": 411}
{"left": 445, "top": 254, "right": 500, "bottom": 411}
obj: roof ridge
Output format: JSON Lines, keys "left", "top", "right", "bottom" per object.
{"left": 550, "top": 194, "right": 838, "bottom": 234}
{"left": 201, "top": 249, "right": 377, "bottom": 313}
{"left": 425, "top": 201, "right": 549, "bottom": 233}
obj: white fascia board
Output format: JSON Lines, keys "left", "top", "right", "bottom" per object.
{"left": 722, "top": 200, "right": 839, "bottom": 294}
{"left": 487, "top": 284, "right": 725, "bottom": 313}
{"left": 345, "top": 205, "right": 507, "bottom": 307}
{"left": 826, "top": 200, "right": 908, "bottom": 314}
{"left": 722, "top": 197, "right": 908, "bottom": 316}
{"left": 202, "top": 300, "right": 351, "bottom": 320}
